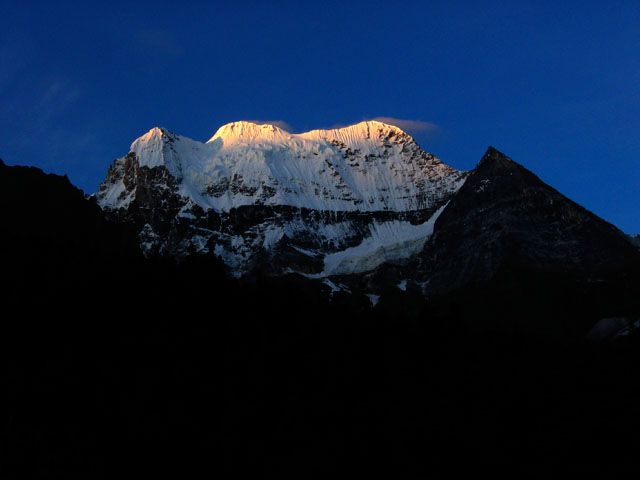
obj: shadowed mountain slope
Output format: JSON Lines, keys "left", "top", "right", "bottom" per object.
{"left": 3, "top": 152, "right": 640, "bottom": 476}
{"left": 415, "top": 147, "right": 640, "bottom": 294}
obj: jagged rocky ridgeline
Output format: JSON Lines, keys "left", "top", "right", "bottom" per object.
{"left": 95, "top": 121, "right": 640, "bottom": 295}
{"left": 95, "top": 121, "right": 467, "bottom": 276}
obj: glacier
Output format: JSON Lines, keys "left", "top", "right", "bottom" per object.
{"left": 96, "top": 120, "right": 468, "bottom": 277}
{"left": 99, "top": 121, "right": 466, "bottom": 213}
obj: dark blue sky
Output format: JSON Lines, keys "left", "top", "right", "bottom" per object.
{"left": 2, "top": 1, "right": 638, "bottom": 233}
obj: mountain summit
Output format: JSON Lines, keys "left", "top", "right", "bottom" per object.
{"left": 95, "top": 123, "right": 639, "bottom": 297}
{"left": 5, "top": 135, "right": 640, "bottom": 475}
{"left": 409, "top": 147, "right": 640, "bottom": 293}
{"left": 96, "top": 121, "right": 467, "bottom": 274}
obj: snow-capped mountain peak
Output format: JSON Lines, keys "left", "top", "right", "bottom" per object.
{"left": 300, "top": 120, "right": 411, "bottom": 145}
{"left": 206, "top": 120, "right": 414, "bottom": 149}
{"left": 207, "top": 121, "right": 292, "bottom": 145}
{"left": 95, "top": 123, "right": 639, "bottom": 292}
{"left": 129, "top": 126, "right": 179, "bottom": 170}
{"left": 102, "top": 120, "right": 467, "bottom": 213}
{"left": 96, "top": 120, "right": 469, "bottom": 274}
{"left": 130, "top": 126, "right": 174, "bottom": 149}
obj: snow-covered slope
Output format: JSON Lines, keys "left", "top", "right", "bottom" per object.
{"left": 320, "top": 201, "right": 449, "bottom": 276}
{"left": 99, "top": 121, "right": 465, "bottom": 213}
{"left": 96, "top": 121, "right": 468, "bottom": 275}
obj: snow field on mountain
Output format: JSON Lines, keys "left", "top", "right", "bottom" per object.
{"left": 101, "top": 121, "right": 465, "bottom": 214}
{"left": 97, "top": 121, "right": 470, "bottom": 276}
{"left": 321, "top": 202, "right": 448, "bottom": 276}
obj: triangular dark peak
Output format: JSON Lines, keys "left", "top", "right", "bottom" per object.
{"left": 450, "top": 145, "right": 566, "bottom": 208}
{"left": 475, "top": 145, "right": 526, "bottom": 176}
{"left": 421, "top": 147, "right": 639, "bottom": 295}
{"left": 479, "top": 146, "right": 513, "bottom": 165}
{"left": 435, "top": 146, "right": 551, "bottom": 226}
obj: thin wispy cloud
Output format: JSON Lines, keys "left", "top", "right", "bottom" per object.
{"left": 0, "top": 34, "right": 33, "bottom": 97}
{"left": 244, "top": 120, "right": 295, "bottom": 132}
{"left": 368, "top": 117, "right": 440, "bottom": 136}
{"left": 33, "top": 80, "right": 81, "bottom": 138}
{"left": 135, "top": 28, "right": 182, "bottom": 56}
{"left": 318, "top": 118, "right": 441, "bottom": 138}
{"left": 37, "top": 79, "right": 80, "bottom": 116}
{"left": 4, "top": 76, "right": 92, "bottom": 176}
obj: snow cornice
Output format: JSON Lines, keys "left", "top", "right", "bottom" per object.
{"left": 206, "top": 120, "right": 412, "bottom": 144}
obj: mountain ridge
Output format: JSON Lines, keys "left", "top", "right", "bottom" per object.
{"left": 3, "top": 153, "right": 640, "bottom": 475}
{"left": 414, "top": 146, "right": 639, "bottom": 293}
{"left": 95, "top": 121, "right": 467, "bottom": 274}
{"left": 93, "top": 123, "right": 640, "bottom": 297}
{"left": 99, "top": 120, "right": 466, "bottom": 212}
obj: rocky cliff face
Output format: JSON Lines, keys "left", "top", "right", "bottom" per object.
{"left": 95, "top": 121, "right": 467, "bottom": 275}
{"left": 95, "top": 124, "right": 639, "bottom": 297}
{"left": 6, "top": 147, "right": 640, "bottom": 478}
{"left": 372, "top": 147, "right": 640, "bottom": 294}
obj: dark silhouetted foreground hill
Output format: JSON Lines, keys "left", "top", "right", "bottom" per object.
{"left": 2, "top": 159, "right": 640, "bottom": 476}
